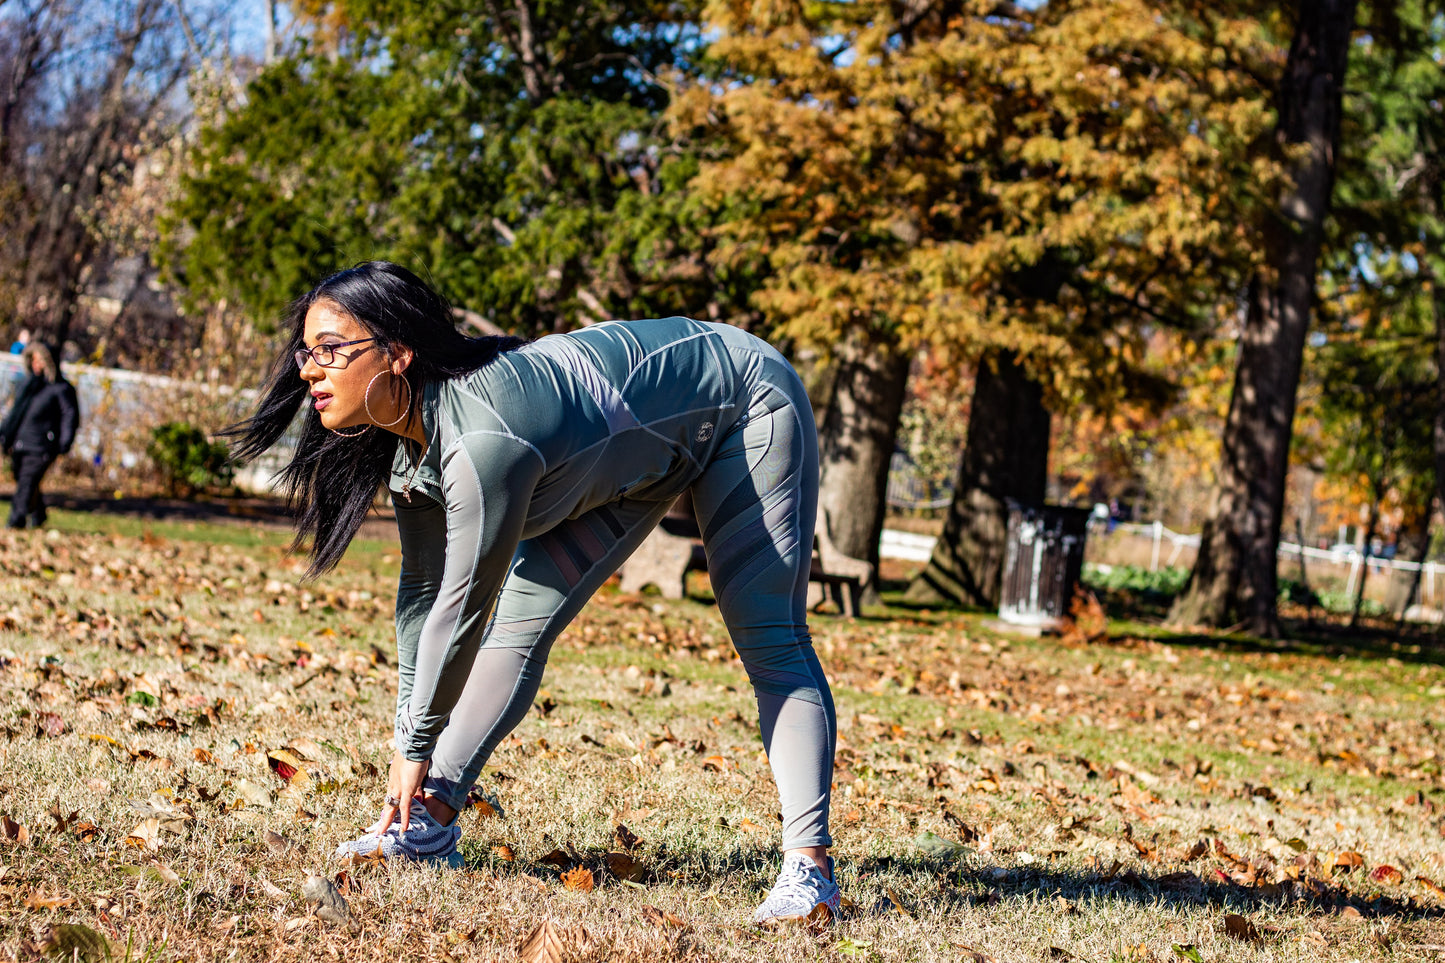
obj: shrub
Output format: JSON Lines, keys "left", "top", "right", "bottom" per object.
{"left": 147, "top": 422, "right": 233, "bottom": 497}
{"left": 1082, "top": 564, "right": 1189, "bottom": 597}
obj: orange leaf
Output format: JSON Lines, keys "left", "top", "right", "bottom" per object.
{"left": 561, "top": 867, "right": 594, "bottom": 892}
{"left": 492, "top": 844, "right": 516, "bottom": 862}
{"left": 701, "top": 755, "right": 729, "bottom": 772}
{"left": 1416, "top": 876, "right": 1445, "bottom": 900}
{"left": 1329, "top": 851, "right": 1364, "bottom": 873}
{"left": 24, "top": 891, "right": 75, "bottom": 910}
{"left": 193, "top": 748, "right": 214, "bottom": 764}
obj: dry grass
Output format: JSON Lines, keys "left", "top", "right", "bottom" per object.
{"left": 1, "top": 515, "right": 1444, "bottom": 962}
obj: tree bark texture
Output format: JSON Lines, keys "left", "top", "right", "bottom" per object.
{"left": 814, "top": 335, "right": 912, "bottom": 604}
{"left": 906, "top": 350, "right": 1050, "bottom": 609}
{"left": 1169, "top": 0, "right": 1358, "bottom": 636}
{"left": 1435, "top": 268, "right": 1445, "bottom": 535}
{"left": 1385, "top": 500, "right": 1431, "bottom": 620}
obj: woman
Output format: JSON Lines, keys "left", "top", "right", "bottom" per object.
{"left": 233, "top": 262, "right": 841, "bottom": 923}
{"left": 2, "top": 341, "right": 79, "bottom": 529}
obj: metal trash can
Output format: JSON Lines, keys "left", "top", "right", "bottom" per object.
{"left": 998, "top": 500, "right": 1090, "bottom": 629}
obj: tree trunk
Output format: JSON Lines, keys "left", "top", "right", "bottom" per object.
{"left": 815, "top": 334, "right": 912, "bottom": 604}
{"left": 1348, "top": 494, "right": 1380, "bottom": 629}
{"left": 1435, "top": 260, "right": 1445, "bottom": 537}
{"left": 1168, "top": 0, "right": 1357, "bottom": 636}
{"left": 905, "top": 350, "right": 1050, "bottom": 608}
{"left": 1386, "top": 500, "right": 1431, "bottom": 620}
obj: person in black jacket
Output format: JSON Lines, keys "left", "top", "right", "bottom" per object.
{"left": 1, "top": 341, "right": 79, "bottom": 529}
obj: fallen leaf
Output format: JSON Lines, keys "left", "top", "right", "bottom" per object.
{"left": 639, "top": 905, "right": 686, "bottom": 929}
{"left": 1370, "top": 864, "right": 1404, "bottom": 884}
{"left": 955, "top": 946, "right": 997, "bottom": 963}
{"left": 561, "top": 866, "right": 595, "bottom": 892}
{"left": 40, "top": 923, "right": 111, "bottom": 963}
{"left": 492, "top": 844, "right": 516, "bottom": 862}
{"left": 230, "top": 779, "right": 273, "bottom": 809}
{"left": 25, "top": 890, "right": 75, "bottom": 909}
{"left": 604, "top": 851, "right": 646, "bottom": 882}
{"left": 1329, "top": 850, "right": 1365, "bottom": 873}
{"left": 266, "top": 749, "right": 310, "bottom": 787}
{"left": 538, "top": 848, "right": 574, "bottom": 871}
{"left": 302, "top": 875, "right": 352, "bottom": 929}
{"left": 518, "top": 920, "right": 567, "bottom": 963}
{"left": 614, "top": 823, "right": 641, "bottom": 851}
{"left": 0, "top": 814, "right": 29, "bottom": 844}
{"left": 884, "top": 887, "right": 912, "bottom": 918}
{"left": 913, "top": 830, "right": 968, "bottom": 859}
{"left": 1223, "top": 912, "right": 1262, "bottom": 943}
{"left": 1171, "top": 946, "right": 1203, "bottom": 963}
{"left": 125, "top": 817, "right": 162, "bottom": 851}
{"left": 261, "top": 830, "right": 294, "bottom": 855}
{"left": 1416, "top": 876, "right": 1445, "bottom": 900}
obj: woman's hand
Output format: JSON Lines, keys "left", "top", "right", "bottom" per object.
{"left": 378, "top": 751, "right": 430, "bottom": 836}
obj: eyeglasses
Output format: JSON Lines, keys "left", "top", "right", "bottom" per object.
{"left": 294, "top": 337, "right": 376, "bottom": 369}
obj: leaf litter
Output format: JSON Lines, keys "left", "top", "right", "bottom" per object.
{"left": 1, "top": 524, "right": 1443, "bottom": 960}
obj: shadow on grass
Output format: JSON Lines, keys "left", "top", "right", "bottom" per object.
{"left": 855, "top": 855, "right": 1445, "bottom": 923}
{"left": 454, "top": 843, "right": 1445, "bottom": 923}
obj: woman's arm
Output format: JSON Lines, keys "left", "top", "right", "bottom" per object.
{"left": 393, "top": 430, "right": 545, "bottom": 763}
{"left": 393, "top": 496, "right": 448, "bottom": 731}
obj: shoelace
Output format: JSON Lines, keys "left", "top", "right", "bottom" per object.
{"left": 775, "top": 860, "right": 826, "bottom": 896}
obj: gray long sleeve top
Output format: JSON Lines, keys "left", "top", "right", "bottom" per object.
{"left": 388, "top": 317, "right": 752, "bottom": 761}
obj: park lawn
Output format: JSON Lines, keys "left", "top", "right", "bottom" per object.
{"left": 0, "top": 520, "right": 1443, "bottom": 962}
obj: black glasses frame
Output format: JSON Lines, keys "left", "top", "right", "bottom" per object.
{"left": 295, "top": 337, "right": 376, "bottom": 369}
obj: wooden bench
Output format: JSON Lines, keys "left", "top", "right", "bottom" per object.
{"left": 618, "top": 495, "right": 868, "bottom": 616}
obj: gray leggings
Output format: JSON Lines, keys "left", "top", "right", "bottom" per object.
{"left": 422, "top": 358, "right": 835, "bottom": 851}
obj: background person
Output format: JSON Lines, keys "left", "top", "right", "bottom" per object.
{"left": 1, "top": 341, "right": 79, "bottom": 529}
{"left": 231, "top": 261, "right": 842, "bottom": 924}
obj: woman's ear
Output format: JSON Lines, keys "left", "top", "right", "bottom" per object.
{"left": 392, "top": 344, "right": 415, "bottom": 376}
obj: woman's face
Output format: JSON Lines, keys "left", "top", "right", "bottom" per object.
{"left": 298, "top": 300, "right": 406, "bottom": 433}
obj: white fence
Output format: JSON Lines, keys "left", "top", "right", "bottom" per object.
{"left": 0, "top": 352, "right": 253, "bottom": 484}
{"left": 878, "top": 519, "right": 1439, "bottom": 606}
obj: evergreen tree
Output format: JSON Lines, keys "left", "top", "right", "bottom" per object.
{"left": 162, "top": 0, "right": 728, "bottom": 334}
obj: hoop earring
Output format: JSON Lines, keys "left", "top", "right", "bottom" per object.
{"left": 364, "top": 370, "right": 412, "bottom": 428}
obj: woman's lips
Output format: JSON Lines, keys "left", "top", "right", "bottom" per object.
{"left": 313, "top": 394, "right": 331, "bottom": 411}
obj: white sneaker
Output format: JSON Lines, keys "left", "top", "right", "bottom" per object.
{"left": 334, "top": 800, "right": 463, "bottom": 868}
{"left": 753, "top": 853, "right": 842, "bottom": 923}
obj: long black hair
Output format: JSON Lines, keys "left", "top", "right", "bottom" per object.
{"left": 229, "top": 261, "right": 525, "bottom": 576}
